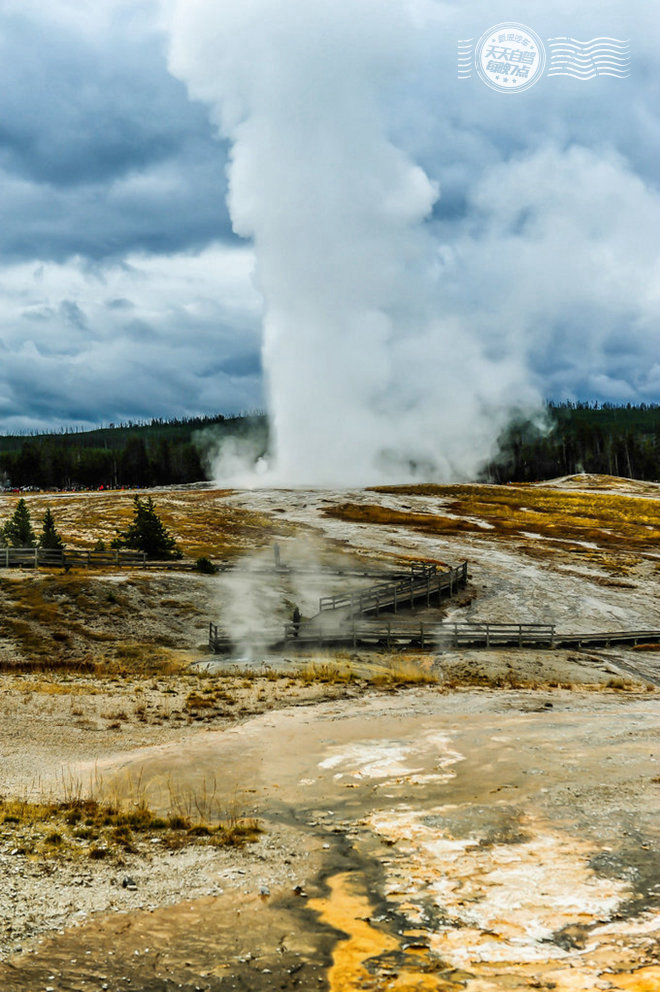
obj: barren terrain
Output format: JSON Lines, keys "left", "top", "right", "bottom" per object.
{"left": 0, "top": 474, "right": 658, "bottom": 990}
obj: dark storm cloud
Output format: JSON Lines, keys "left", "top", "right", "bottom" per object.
{"left": 0, "top": 243, "right": 264, "bottom": 432}
{"left": 0, "top": 5, "right": 234, "bottom": 263}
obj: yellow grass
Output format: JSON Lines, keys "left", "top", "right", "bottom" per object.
{"left": 0, "top": 488, "right": 297, "bottom": 559}
{"left": 349, "top": 483, "right": 660, "bottom": 556}
{"left": 0, "top": 572, "right": 201, "bottom": 674}
{"left": 0, "top": 790, "right": 262, "bottom": 861}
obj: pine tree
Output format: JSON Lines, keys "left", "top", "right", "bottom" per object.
{"left": 112, "top": 496, "right": 180, "bottom": 559}
{"left": 40, "top": 508, "right": 64, "bottom": 550}
{"left": 3, "top": 498, "right": 37, "bottom": 547}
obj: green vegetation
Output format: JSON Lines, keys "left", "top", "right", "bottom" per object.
{"left": 39, "top": 507, "right": 64, "bottom": 550}
{"left": 2, "top": 498, "right": 37, "bottom": 547}
{"left": 486, "top": 401, "right": 660, "bottom": 482}
{"left": 0, "top": 412, "right": 268, "bottom": 489}
{"left": 0, "top": 403, "right": 658, "bottom": 487}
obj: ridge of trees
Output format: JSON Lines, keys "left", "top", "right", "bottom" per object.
{"left": 0, "top": 404, "right": 658, "bottom": 487}
{"left": 0, "top": 413, "right": 268, "bottom": 490}
{"left": 484, "top": 402, "right": 660, "bottom": 483}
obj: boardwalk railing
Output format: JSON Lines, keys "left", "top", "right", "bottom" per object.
{"left": 278, "top": 621, "right": 660, "bottom": 651}
{"left": 554, "top": 629, "right": 660, "bottom": 648}
{"left": 318, "top": 561, "right": 468, "bottom": 616}
{"left": 440, "top": 622, "right": 556, "bottom": 648}
{"left": 280, "top": 619, "right": 555, "bottom": 649}
{"left": 0, "top": 547, "right": 147, "bottom": 569}
{"left": 210, "top": 615, "right": 660, "bottom": 654}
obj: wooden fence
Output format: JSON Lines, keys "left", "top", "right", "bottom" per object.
{"left": 0, "top": 547, "right": 147, "bottom": 569}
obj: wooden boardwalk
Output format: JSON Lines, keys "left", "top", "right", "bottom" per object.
{"left": 282, "top": 620, "right": 560, "bottom": 649}
{"left": 318, "top": 561, "right": 468, "bottom": 616}
{"left": 554, "top": 629, "right": 660, "bottom": 648}
{"left": 209, "top": 618, "right": 660, "bottom": 654}
{"left": 208, "top": 560, "right": 470, "bottom": 654}
{"left": 283, "top": 621, "right": 660, "bottom": 650}
{"left": 206, "top": 556, "right": 660, "bottom": 656}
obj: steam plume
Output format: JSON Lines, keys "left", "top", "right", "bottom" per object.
{"left": 168, "top": 0, "right": 540, "bottom": 483}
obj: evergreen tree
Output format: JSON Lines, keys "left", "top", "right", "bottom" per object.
{"left": 40, "top": 508, "right": 64, "bottom": 550}
{"left": 3, "top": 498, "right": 37, "bottom": 547}
{"left": 112, "top": 496, "right": 181, "bottom": 559}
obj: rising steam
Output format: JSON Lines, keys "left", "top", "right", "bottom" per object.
{"left": 167, "top": 0, "right": 540, "bottom": 484}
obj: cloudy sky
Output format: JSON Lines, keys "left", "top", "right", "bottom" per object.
{"left": 1, "top": 0, "right": 658, "bottom": 435}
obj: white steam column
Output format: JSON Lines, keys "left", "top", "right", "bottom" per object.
{"left": 168, "top": 0, "right": 537, "bottom": 484}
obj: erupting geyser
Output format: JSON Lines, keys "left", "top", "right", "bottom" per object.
{"left": 168, "top": 0, "right": 539, "bottom": 484}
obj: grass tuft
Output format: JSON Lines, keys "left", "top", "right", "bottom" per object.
{"left": 0, "top": 783, "right": 263, "bottom": 862}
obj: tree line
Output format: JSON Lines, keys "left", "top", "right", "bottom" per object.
{"left": 0, "top": 414, "right": 268, "bottom": 490}
{"left": 484, "top": 402, "right": 660, "bottom": 483}
{"left": 1, "top": 404, "right": 658, "bottom": 487}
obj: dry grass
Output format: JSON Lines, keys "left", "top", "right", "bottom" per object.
{"left": 437, "top": 663, "right": 549, "bottom": 690}
{"left": 293, "top": 656, "right": 438, "bottom": 687}
{"left": 296, "top": 662, "right": 359, "bottom": 684}
{"left": 605, "top": 676, "right": 640, "bottom": 691}
{"left": 331, "top": 483, "right": 660, "bottom": 562}
{"left": 325, "top": 502, "right": 477, "bottom": 534}
{"left": 0, "top": 572, "right": 206, "bottom": 675}
{"left": 0, "top": 488, "right": 297, "bottom": 560}
{"left": 369, "top": 661, "right": 438, "bottom": 687}
{"left": 0, "top": 772, "right": 262, "bottom": 862}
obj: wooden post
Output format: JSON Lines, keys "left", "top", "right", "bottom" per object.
{"left": 35, "top": 548, "right": 38, "bottom": 568}
{"left": 518, "top": 625, "right": 522, "bottom": 648}
{"left": 486, "top": 623, "right": 490, "bottom": 648}
{"left": 426, "top": 575, "right": 430, "bottom": 607}
{"left": 420, "top": 622, "right": 425, "bottom": 649}
{"left": 353, "top": 620, "right": 356, "bottom": 648}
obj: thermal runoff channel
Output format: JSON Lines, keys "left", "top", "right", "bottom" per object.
{"left": 168, "top": 0, "right": 539, "bottom": 484}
